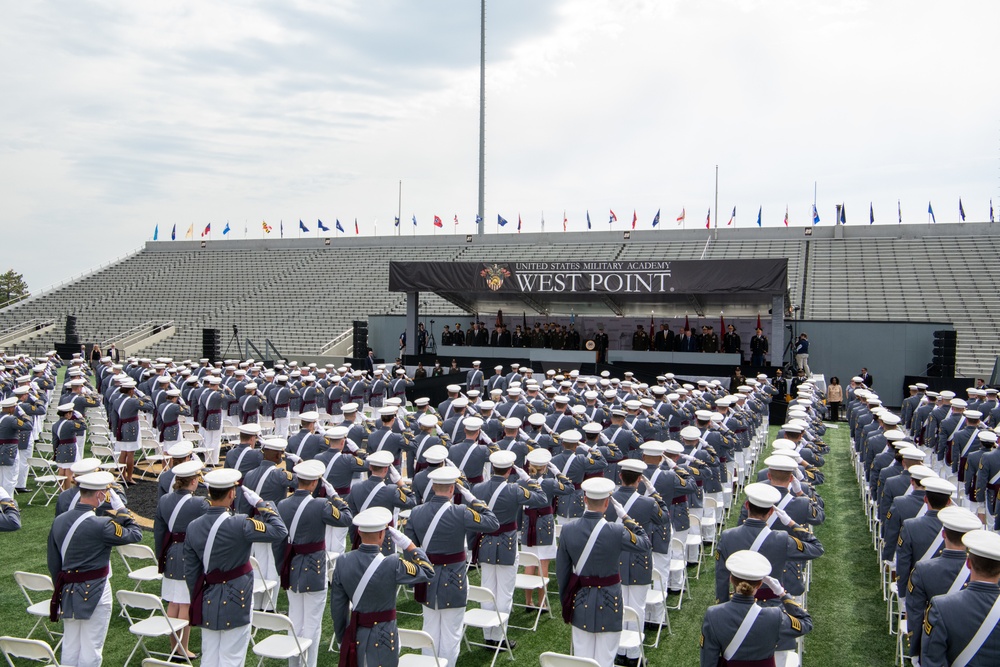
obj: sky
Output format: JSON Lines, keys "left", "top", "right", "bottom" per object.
{"left": 2, "top": 0, "right": 998, "bottom": 290}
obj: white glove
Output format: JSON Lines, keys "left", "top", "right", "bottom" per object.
{"left": 344, "top": 439, "right": 359, "bottom": 453}
{"left": 680, "top": 453, "right": 698, "bottom": 463}
{"left": 322, "top": 479, "right": 336, "bottom": 498}
{"left": 108, "top": 489, "right": 126, "bottom": 511}
{"left": 242, "top": 486, "right": 263, "bottom": 507}
{"left": 789, "top": 476, "right": 802, "bottom": 494}
{"left": 641, "top": 475, "right": 656, "bottom": 497}
{"left": 612, "top": 498, "right": 627, "bottom": 520}
{"left": 514, "top": 466, "right": 530, "bottom": 482}
{"left": 73, "top": 410, "right": 84, "bottom": 420}
{"left": 793, "top": 468, "right": 804, "bottom": 481}
{"left": 285, "top": 452, "right": 301, "bottom": 465}
{"left": 762, "top": 575, "right": 786, "bottom": 596}
{"left": 387, "top": 465, "right": 401, "bottom": 483}
{"left": 388, "top": 527, "right": 412, "bottom": 550}
{"left": 547, "top": 463, "right": 561, "bottom": 476}
{"left": 458, "top": 485, "right": 477, "bottom": 504}
{"left": 0, "top": 487, "right": 10, "bottom": 501}
{"left": 773, "top": 507, "right": 794, "bottom": 526}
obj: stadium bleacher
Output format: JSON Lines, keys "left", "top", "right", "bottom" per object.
{"left": 2, "top": 223, "right": 998, "bottom": 376}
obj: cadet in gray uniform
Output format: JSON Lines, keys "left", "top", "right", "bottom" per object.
{"left": 274, "top": 460, "right": 354, "bottom": 667}
{"left": 183, "top": 468, "right": 289, "bottom": 667}
{"left": 330, "top": 506, "right": 435, "bottom": 667}
{"left": 700, "top": 550, "right": 812, "bottom": 667}
{"left": 906, "top": 506, "right": 982, "bottom": 661}
{"left": 153, "top": 459, "right": 209, "bottom": 660}
{"left": 0, "top": 485, "right": 21, "bottom": 531}
{"left": 225, "top": 423, "right": 264, "bottom": 476}
{"left": 47, "top": 471, "right": 143, "bottom": 667}
{"left": 287, "top": 411, "right": 325, "bottom": 462}
{"left": 882, "top": 465, "right": 935, "bottom": 563}
{"left": 897, "top": 477, "right": 956, "bottom": 603}
{"left": 557, "top": 477, "right": 651, "bottom": 666}
{"left": 922, "top": 529, "right": 1000, "bottom": 666}
{"left": 52, "top": 402, "right": 88, "bottom": 488}
{"left": 347, "top": 450, "right": 417, "bottom": 551}
{"left": 0, "top": 396, "right": 34, "bottom": 496}
{"left": 404, "top": 465, "right": 499, "bottom": 665}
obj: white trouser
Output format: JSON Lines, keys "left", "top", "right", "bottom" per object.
{"left": 203, "top": 429, "right": 222, "bottom": 465}
{"left": 287, "top": 590, "right": 326, "bottom": 667}
{"left": 619, "top": 584, "right": 648, "bottom": 659}
{"left": 251, "top": 543, "right": 277, "bottom": 611}
{"left": 649, "top": 552, "right": 670, "bottom": 622}
{"left": 422, "top": 606, "right": 464, "bottom": 666}
{"left": 775, "top": 649, "right": 797, "bottom": 667}
{"left": 275, "top": 417, "right": 290, "bottom": 437}
{"left": 480, "top": 561, "right": 516, "bottom": 641}
{"left": 795, "top": 353, "right": 810, "bottom": 375}
{"left": 0, "top": 461, "right": 19, "bottom": 497}
{"left": 201, "top": 625, "right": 252, "bottom": 667}
{"left": 17, "top": 448, "right": 31, "bottom": 487}
{"left": 62, "top": 577, "right": 113, "bottom": 667}
{"left": 571, "top": 626, "right": 620, "bottom": 667}
{"left": 326, "top": 525, "right": 348, "bottom": 555}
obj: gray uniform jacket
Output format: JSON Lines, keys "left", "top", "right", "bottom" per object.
{"left": 700, "top": 594, "right": 812, "bottom": 667}
{"left": 274, "top": 490, "right": 353, "bottom": 593}
{"left": 882, "top": 490, "right": 926, "bottom": 561}
{"left": 158, "top": 401, "right": 190, "bottom": 443}
{"left": 715, "top": 518, "right": 824, "bottom": 601}
{"left": 115, "top": 395, "right": 153, "bottom": 442}
{"left": 47, "top": 505, "right": 143, "bottom": 619}
{"left": 236, "top": 461, "right": 296, "bottom": 514}
{"left": 287, "top": 430, "right": 326, "bottom": 462}
{"left": 879, "top": 469, "right": 911, "bottom": 525}
{"left": 316, "top": 448, "right": 368, "bottom": 494}
{"left": 52, "top": 418, "right": 87, "bottom": 464}
{"left": 896, "top": 508, "right": 944, "bottom": 598}
{"left": 367, "top": 427, "right": 405, "bottom": 465}
{"left": 604, "top": 487, "right": 666, "bottom": 586}
{"left": 0, "top": 498, "right": 20, "bottom": 531}
{"left": 472, "top": 476, "right": 548, "bottom": 565}
{"left": 0, "top": 413, "right": 33, "bottom": 465}
{"left": 905, "top": 549, "right": 968, "bottom": 659}
{"left": 922, "top": 581, "right": 1000, "bottom": 667}
{"left": 348, "top": 477, "right": 417, "bottom": 553}
{"left": 447, "top": 439, "right": 492, "bottom": 482}
{"left": 521, "top": 474, "right": 572, "bottom": 548}
{"left": 183, "top": 502, "right": 288, "bottom": 630}
{"left": 154, "top": 489, "right": 210, "bottom": 580}
{"left": 225, "top": 444, "right": 264, "bottom": 477}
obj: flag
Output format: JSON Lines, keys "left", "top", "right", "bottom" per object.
{"left": 631, "top": 210, "right": 637, "bottom": 230}
{"left": 812, "top": 204, "right": 820, "bottom": 225}
{"left": 839, "top": 204, "right": 847, "bottom": 224}
{"left": 928, "top": 201, "right": 936, "bottom": 223}
{"left": 412, "top": 215, "right": 417, "bottom": 227}
{"left": 317, "top": 219, "right": 329, "bottom": 232}
{"left": 394, "top": 216, "right": 400, "bottom": 227}
{"left": 335, "top": 219, "right": 345, "bottom": 233}
{"left": 354, "top": 219, "right": 359, "bottom": 235}
{"left": 586, "top": 211, "right": 591, "bottom": 230}
{"left": 705, "top": 208, "right": 711, "bottom": 229}
{"left": 498, "top": 214, "right": 508, "bottom": 227}
{"left": 783, "top": 206, "right": 788, "bottom": 227}
{"left": 756, "top": 206, "right": 762, "bottom": 228}
{"left": 676, "top": 208, "right": 685, "bottom": 225}
{"left": 223, "top": 222, "right": 230, "bottom": 235}
{"left": 959, "top": 198, "right": 966, "bottom": 222}
{"left": 720, "top": 313, "right": 725, "bottom": 341}
{"left": 171, "top": 224, "right": 176, "bottom": 241}
{"left": 609, "top": 209, "right": 617, "bottom": 224}
{"left": 299, "top": 219, "right": 309, "bottom": 233}
{"left": 648, "top": 314, "right": 655, "bottom": 351}
{"left": 454, "top": 214, "right": 459, "bottom": 226}
{"left": 563, "top": 211, "right": 567, "bottom": 232}
{"left": 201, "top": 223, "right": 211, "bottom": 237}
{"left": 185, "top": 224, "right": 194, "bottom": 239}
{"left": 433, "top": 215, "right": 443, "bottom": 228}
{"left": 727, "top": 206, "right": 736, "bottom": 226}
{"left": 869, "top": 203, "right": 874, "bottom": 225}
{"left": 898, "top": 200, "right": 902, "bottom": 224}
{"left": 280, "top": 220, "right": 284, "bottom": 238}
{"left": 684, "top": 314, "right": 689, "bottom": 331}
{"left": 517, "top": 214, "right": 522, "bottom": 233}
{"left": 475, "top": 214, "right": 482, "bottom": 226}
{"left": 541, "top": 212, "right": 545, "bottom": 232}
{"left": 991, "top": 200, "right": 995, "bottom": 223}
{"left": 652, "top": 209, "right": 660, "bottom": 227}
{"left": 756, "top": 313, "right": 762, "bottom": 330}
{"left": 262, "top": 221, "right": 272, "bottom": 234}
{"left": 153, "top": 224, "right": 158, "bottom": 240}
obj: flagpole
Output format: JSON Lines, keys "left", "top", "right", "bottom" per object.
{"left": 713, "top": 165, "right": 719, "bottom": 239}
{"left": 397, "top": 180, "right": 402, "bottom": 237}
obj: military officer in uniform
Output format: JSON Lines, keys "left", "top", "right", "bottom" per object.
{"left": 897, "top": 476, "right": 956, "bottom": 604}
{"left": 286, "top": 411, "right": 325, "bottom": 462}
{"left": 47, "top": 471, "right": 143, "bottom": 667}
{"left": 0, "top": 485, "right": 20, "bottom": 531}
{"left": 405, "top": 465, "right": 499, "bottom": 665}
{"left": 0, "top": 396, "right": 34, "bottom": 496}
{"left": 184, "top": 468, "right": 289, "bottom": 667}
{"left": 225, "top": 423, "right": 263, "bottom": 476}
{"left": 315, "top": 425, "right": 367, "bottom": 554}
{"left": 330, "top": 506, "right": 435, "bottom": 667}
{"left": 348, "top": 450, "right": 416, "bottom": 551}
{"left": 557, "top": 477, "right": 652, "bottom": 666}
{"left": 52, "top": 402, "right": 88, "bottom": 488}
{"left": 467, "top": 360, "right": 485, "bottom": 393}
{"left": 274, "top": 460, "right": 354, "bottom": 667}
{"left": 700, "top": 550, "right": 813, "bottom": 667}
{"left": 199, "top": 377, "right": 226, "bottom": 465}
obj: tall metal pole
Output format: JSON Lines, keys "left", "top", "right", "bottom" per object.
{"left": 477, "top": 0, "right": 486, "bottom": 236}
{"left": 713, "top": 165, "right": 719, "bottom": 239}
{"left": 397, "top": 180, "right": 402, "bottom": 237}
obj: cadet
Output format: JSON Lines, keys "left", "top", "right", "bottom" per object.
{"left": 55, "top": 458, "right": 126, "bottom": 517}
{"left": 158, "top": 441, "right": 195, "bottom": 499}
{"left": 183, "top": 469, "right": 289, "bottom": 667}
{"left": 467, "top": 360, "right": 485, "bottom": 392}
{"left": 922, "top": 529, "right": 1000, "bottom": 666}
{"left": 225, "top": 423, "right": 264, "bottom": 476}
{"left": 114, "top": 379, "right": 154, "bottom": 484}
{"left": 0, "top": 485, "right": 20, "bottom": 531}
{"left": 556, "top": 477, "right": 651, "bottom": 666}
{"left": 447, "top": 417, "right": 494, "bottom": 485}
{"left": 52, "top": 402, "right": 88, "bottom": 488}
{"left": 13, "top": 386, "right": 46, "bottom": 493}
{"left": 199, "top": 377, "right": 225, "bottom": 465}
{"left": 700, "top": 550, "right": 813, "bottom": 667}
{"left": 405, "top": 466, "right": 498, "bottom": 665}
{"left": 238, "top": 382, "right": 262, "bottom": 424}
{"left": 47, "top": 471, "right": 143, "bottom": 667}
{"left": 408, "top": 413, "right": 443, "bottom": 476}
{"left": 0, "top": 396, "right": 34, "bottom": 496}
{"left": 347, "top": 450, "right": 416, "bottom": 551}
{"left": 153, "top": 459, "right": 209, "bottom": 660}
{"left": 552, "top": 430, "right": 607, "bottom": 525}
{"left": 906, "top": 505, "right": 983, "bottom": 661}
{"left": 896, "top": 476, "right": 956, "bottom": 602}
{"left": 286, "top": 411, "right": 325, "bottom": 461}
{"left": 368, "top": 407, "right": 407, "bottom": 467}
{"left": 882, "top": 465, "right": 936, "bottom": 564}
{"left": 330, "top": 506, "right": 435, "bottom": 667}
{"left": 521, "top": 448, "right": 573, "bottom": 610}
{"left": 157, "top": 388, "right": 191, "bottom": 451}
{"left": 274, "top": 460, "right": 354, "bottom": 667}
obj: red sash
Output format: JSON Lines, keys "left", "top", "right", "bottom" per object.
{"left": 414, "top": 551, "right": 467, "bottom": 604}
{"left": 471, "top": 521, "right": 517, "bottom": 565}
{"left": 560, "top": 574, "right": 620, "bottom": 623}
{"left": 50, "top": 565, "right": 110, "bottom": 621}
{"left": 114, "top": 415, "right": 138, "bottom": 441}
{"left": 338, "top": 609, "right": 397, "bottom": 667}
{"left": 279, "top": 540, "right": 326, "bottom": 589}
{"left": 720, "top": 659, "right": 776, "bottom": 667}
{"left": 157, "top": 531, "right": 186, "bottom": 573}
{"left": 190, "top": 561, "right": 253, "bottom": 627}
{"left": 524, "top": 505, "right": 555, "bottom": 546}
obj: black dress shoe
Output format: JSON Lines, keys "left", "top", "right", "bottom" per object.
{"left": 487, "top": 639, "right": 517, "bottom": 651}
{"left": 14, "top": 488, "right": 28, "bottom": 494}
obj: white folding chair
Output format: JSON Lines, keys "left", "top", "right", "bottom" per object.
{"left": 115, "top": 590, "right": 190, "bottom": 667}
{"left": 643, "top": 568, "right": 671, "bottom": 647}
{"left": 249, "top": 611, "right": 312, "bottom": 667}
{"left": 141, "top": 659, "right": 176, "bottom": 667}
{"left": 666, "top": 537, "right": 689, "bottom": 609}
{"left": 619, "top": 606, "right": 645, "bottom": 665}
{"left": 686, "top": 514, "right": 705, "bottom": 579}
{"left": 538, "top": 651, "right": 600, "bottom": 667}
{"left": 249, "top": 556, "right": 278, "bottom": 611}
{"left": 137, "top": 439, "right": 164, "bottom": 480}
{"left": 462, "top": 585, "right": 514, "bottom": 667}
{"left": 25, "top": 458, "right": 64, "bottom": 506}
{"left": 116, "top": 544, "right": 163, "bottom": 591}
{"left": 0, "top": 636, "right": 64, "bottom": 667}
{"left": 398, "top": 628, "right": 448, "bottom": 667}
{"left": 510, "top": 550, "right": 551, "bottom": 631}
{"left": 91, "top": 444, "right": 126, "bottom": 482}
{"left": 13, "top": 572, "right": 61, "bottom": 648}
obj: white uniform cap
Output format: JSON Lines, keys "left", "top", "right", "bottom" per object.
{"left": 428, "top": 467, "right": 463, "bottom": 484}
{"left": 472, "top": 361, "right": 481, "bottom": 367}
{"left": 715, "top": 397, "right": 732, "bottom": 407}
{"left": 900, "top": 448, "right": 926, "bottom": 461}
{"left": 68, "top": 379, "right": 85, "bottom": 388}
{"left": 664, "top": 373, "right": 675, "bottom": 379}
{"left": 908, "top": 465, "right": 936, "bottom": 480}
{"left": 367, "top": 451, "right": 394, "bottom": 467}
{"left": 580, "top": 423, "right": 602, "bottom": 435}
{"left": 76, "top": 471, "right": 116, "bottom": 490}
{"left": 422, "top": 445, "right": 449, "bottom": 464}
{"left": 527, "top": 413, "right": 546, "bottom": 426}
{"left": 167, "top": 442, "right": 194, "bottom": 458}
{"left": 881, "top": 414, "right": 902, "bottom": 426}
{"left": 205, "top": 377, "right": 221, "bottom": 385}
{"left": 680, "top": 426, "right": 701, "bottom": 440}
{"left": 70, "top": 458, "right": 102, "bottom": 475}
{"left": 694, "top": 410, "right": 713, "bottom": 421}
{"left": 452, "top": 398, "right": 469, "bottom": 409}
{"left": 604, "top": 390, "right": 618, "bottom": 399}
{"left": 324, "top": 426, "right": 349, "bottom": 439}
{"left": 166, "top": 388, "right": 181, "bottom": 397}
{"left": 494, "top": 365, "right": 504, "bottom": 371}
{"left": 354, "top": 507, "right": 393, "bottom": 532}
{"left": 479, "top": 401, "right": 495, "bottom": 411}
{"left": 413, "top": 398, "right": 430, "bottom": 407}
{"left": 261, "top": 438, "right": 288, "bottom": 452}
{"left": 386, "top": 398, "right": 403, "bottom": 407}
{"left": 663, "top": 440, "right": 685, "bottom": 454}
{"left": 170, "top": 459, "right": 204, "bottom": 478}
{"left": 12, "top": 387, "right": 29, "bottom": 396}
{"left": 583, "top": 391, "right": 599, "bottom": 400}
{"left": 559, "top": 430, "right": 581, "bottom": 444}
{"left": 965, "top": 410, "right": 983, "bottom": 421}
{"left": 639, "top": 441, "right": 667, "bottom": 455}
{"left": 963, "top": 530, "right": 1000, "bottom": 560}
{"left": 293, "top": 460, "right": 326, "bottom": 481}
{"left": 378, "top": 407, "right": 397, "bottom": 417}
{"left": 342, "top": 404, "right": 358, "bottom": 413}
{"left": 921, "top": 477, "right": 957, "bottom": 494}
{"left": 710, "top": 412, "right": 724, "bottom": 423}
{"left": 447, "top": 384, "right": 462, "bottom": 393}
{"left": 204, "top": 468, "right": 242, "bottom": 489}
{"left": 581, "top": 477, "right": 615, "bottom": 500}
{"left": 939, "top": 391, "right": 956, "bottom": 400}
{"left": 726, "top": 550, "right": 772, "bottom": 580}
{"left": 950, "top": 398, "right": 968, "bottom": 408}
{"left": 938, "top": 506, "right": 983, "bottom": 532}
{"left": 299, "top": 411, "right": 319, "bottom": 422}
{"left": 619, "top": 459, "right": 647, "bottom": 474}
{"left": 915, "top": 382, "right": 929, "bottom": 389}
{"left": 502, "top": 418, "right": 522, "bottom": 430}
{"left": 781, "top": 422, "right": 804, "bottom": 434}
{"left": 884, "top": 429, "right": 906, "bottom": 441}
{"left": 639, "top": 398, "right": 655, "bottom": 408}
{"left": 417, "top": 414, "right": 439, "bottom": 429}
{"left": 489, "top": 450, "right": 517, "bottom": 468}
{"left": 624, "top": 400, "right": 641, "bottom": 410}
{"left": 57, "top": 402, "right": 76, "bottom": 412}
{"left": 463, "top": 417, "right": 484, "bottom": 431}
{"left": 744, "top": 482, "right": 782, "bottom": 508}
{"left": 764, "top": 455, "right": 799, "bottom": 472}
{"left": 554, "top": 395, "right": 570, "bottom": 405}
{"left": 526, "top": 449, "right": 553, "bottom": 466}
{"left": 238, "top": 423, "right": 262, "bottom": 436}
{"left": 571, "top": 405, "right": 587, "bottom": 416}
{"left": 507, "top": 388, "right": 522, "bottom": 396}
{"left": 666, "top": 393, "right": 680, "bottom": 401}
{"left": 980, "top": 430, "right": 999, "bottom": 443}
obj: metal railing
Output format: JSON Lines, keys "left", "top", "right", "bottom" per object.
{"left": 0, "top": 318, "right": 54, "bottom": 339}
{"left": 318, "top": 328, "right": 352, "bottom": 355}
{"left": 101, "top": 320, "right": 175, "bottom": 348}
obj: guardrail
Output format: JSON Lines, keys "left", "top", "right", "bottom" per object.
{"left": 102, "top": 320, "right": 175, "bottom": 348}
{"left": 318, "top": 328, "right": 352, "bottom": 355}
{"left": 0, "top": 318, "right": 54, "bottom": 339}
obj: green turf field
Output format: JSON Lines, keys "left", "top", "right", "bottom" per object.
{"left": 0, "top": 421, "right": 894, "bottom": 666}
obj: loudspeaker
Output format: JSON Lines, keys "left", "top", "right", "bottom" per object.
{"left": 352, "top": 320, "right": 369, "bottom": 355}
{"left": 65, "top": 315, "right": 78, "bottom": 338}
{"left": 202, "top": 328, "right": 221, "bottom": 362}
{"left": 930, "top": 330, "right": 957, "bottom": 377}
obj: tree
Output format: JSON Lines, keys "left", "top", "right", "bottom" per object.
{"left": 0, "top": 270, "right": 29, "bottom": 305}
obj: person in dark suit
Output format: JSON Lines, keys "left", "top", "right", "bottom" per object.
{"left": 676, "top": 328, "right": 697, "bottom": 352}
{"left": 106, "top": 344, "right": 121, "bottom": 364}
{"left": 654, "top": 324, "right": 674, "bottom": 352}
{"left": 489, "top": 326, "right": 500, "bottom": 347}
{"left": 859, "top": 367, "right": 874, "bottom": 388}
{"left": 498, "top": 325, "right": 512, "bottom": 347}
{"left": 364, "top": 349, "right": 375, "bottom": 375}
{"left": 594, "top": 326, "right": 609, "bottom": 363}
